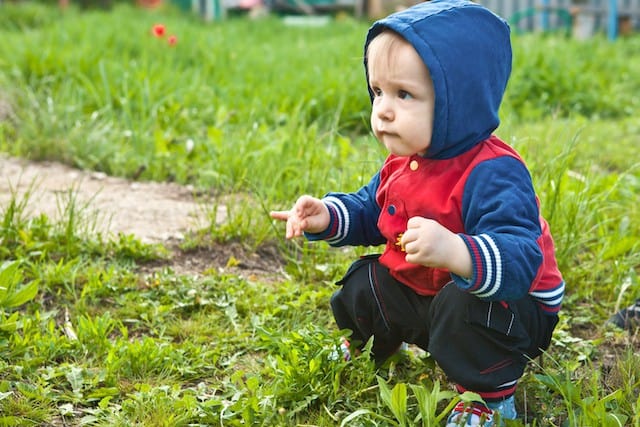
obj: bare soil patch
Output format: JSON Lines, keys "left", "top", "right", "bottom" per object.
{"left": 0, "top": 155, "right": 213, "bottom": 242}
{"left": 0, "top": 155, "right": 285, "bottom": 278}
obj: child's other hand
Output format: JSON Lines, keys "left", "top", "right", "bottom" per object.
{"left": 400, "top": 216, "right": 472, "bottom": 277}
{"left": 270, "top": 195, "right": 330, "bottom": 239}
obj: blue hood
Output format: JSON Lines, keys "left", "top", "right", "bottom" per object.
{"left": 364, "top": 0, "right": 512, "bottom": 159}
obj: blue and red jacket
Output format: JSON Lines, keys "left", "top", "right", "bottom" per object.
{"left": 306, "top": 0, "right": 564, "bottom": 315}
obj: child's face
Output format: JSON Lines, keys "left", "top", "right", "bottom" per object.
{"left": 367, "top": 32, "right": 434, "bottom": 157}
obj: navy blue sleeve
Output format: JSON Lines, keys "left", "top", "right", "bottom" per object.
{"left": 452, "top": 156, "right": 543, "bottom": 301}
{"left": 305, "top": 172, "right": 385, "bottom": 247}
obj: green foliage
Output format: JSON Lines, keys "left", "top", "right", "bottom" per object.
{"left": 506, "top": 34, "right": 640, "bottom": 119}
{"left": 0, "top": 261, "right": 38, "bottom": 310}
{"left": 340, "top": 377, "right": 466, "bottom": 426}
{"left": 536, "top": 370, "right": 629, "bottom": 426}
{"left": 0, "top": 2, "right": 61, "bottom": 31}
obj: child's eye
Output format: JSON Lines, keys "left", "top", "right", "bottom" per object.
{"left": 371, "top": 87, "right": 382, "bottom": 97}
{"left": 398, "top": 90, "right": 413, "bottom": 100}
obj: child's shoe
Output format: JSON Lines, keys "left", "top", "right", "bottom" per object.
{"left": 446, "top": 401, "right": 494, "bottom": 426}
{"left": 608, "top": 299, "right": 640, "bottom": 330}
{"left": 339, "top": 337, "right": 352, "bottom": 361}
{"left": 446, "top": 396, "right": 516, "bottom": 427}
{"left": 328, "top": 337, "right": 353, "bottom": 361}
{"left": 486, "top": 395, "right": 517, "bottom": 421}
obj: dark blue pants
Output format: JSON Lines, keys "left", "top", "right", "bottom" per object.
{"left": 330, "top": 255, "right": 558, "bottom": 398}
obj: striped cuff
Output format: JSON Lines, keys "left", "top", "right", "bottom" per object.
{"left": 305, "top": 195, "right": 354, "bottom": 243}
{"left": 459, "top": 233, "right": 503, "bottom": 299}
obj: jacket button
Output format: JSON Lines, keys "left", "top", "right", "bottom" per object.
{"left": 387, "top": 205, "right": 396, "bottom": 215}
{"left": 410, "top": 160, "right": 419, "bottom": 171}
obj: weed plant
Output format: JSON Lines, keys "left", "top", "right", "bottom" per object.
{"left": 0, "top": 2, "right": 639, "bottom": 426}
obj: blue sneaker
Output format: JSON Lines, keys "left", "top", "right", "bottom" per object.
{"left": 446, "top": 401, "right": 494, "bottom": 426}
{"left": 446, "top": 396, "right": 516, "bottom": 427}
{"left": 486, "top": 395, "right": 517, "bottom": 421}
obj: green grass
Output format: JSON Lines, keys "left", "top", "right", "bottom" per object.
{"left": 0, "top": 2, "right": 639, "bottom": 426}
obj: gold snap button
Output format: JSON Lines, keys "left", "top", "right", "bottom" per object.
{"left": 410, "top": 160, "right": 419, "bottom": 171}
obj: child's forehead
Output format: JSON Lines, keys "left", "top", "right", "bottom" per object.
{"left": 367, "top": 31, "right": 426, "bottom": 74}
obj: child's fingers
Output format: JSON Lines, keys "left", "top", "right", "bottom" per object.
{"left": 285, "top": 220, "right": 295, "bottom": 239}
{"left": 400, "top": 229, "right": 415, "bottom": 245}
{"left": 286, "top": 218, "right": 306, "bottom": 239}
{"left": 406, "top": 216, "right": 425, "bottom": 228}
{"left": 270, "top": 210, "right": 291, "bottom": 221}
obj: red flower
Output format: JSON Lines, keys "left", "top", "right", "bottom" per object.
{"left": 152, "top": 23, "right": 166, "bottom": 37}
{"left": 167, "top": 35, "right": 178, "bottom": 46}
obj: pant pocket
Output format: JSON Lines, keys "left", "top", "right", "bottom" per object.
{"left": 466, "top": 301, "right": 528, "bottom": 344}
{"left": 335, "top": 254, "right": 381, "bottom": 286}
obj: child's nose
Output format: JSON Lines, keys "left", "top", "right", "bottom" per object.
{"left": 375, "top": 98, "right": 394, "bottom": 121}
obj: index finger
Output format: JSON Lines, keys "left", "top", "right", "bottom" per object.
{"left": 270, "top": 210, "right": 291, "bottom": 221}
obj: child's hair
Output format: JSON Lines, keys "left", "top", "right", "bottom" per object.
{"left": 366, "top": 30, "right": 407, "bottom": 73}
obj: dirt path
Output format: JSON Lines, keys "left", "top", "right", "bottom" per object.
{"left": 0, "top": 155, "right": 218, "bottom": 244}
{"left": 0, "top": 155, "right": 284, "bottom": 278}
